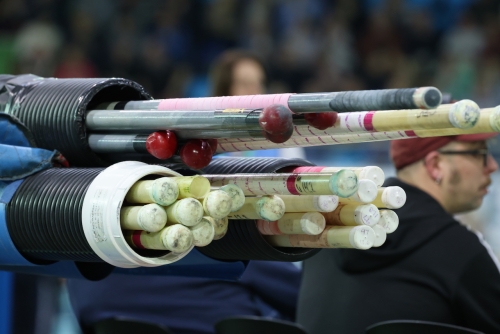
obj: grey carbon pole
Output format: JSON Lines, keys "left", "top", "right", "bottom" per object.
{"left": 85, "top": 109, "right": 262, "bottom": 132}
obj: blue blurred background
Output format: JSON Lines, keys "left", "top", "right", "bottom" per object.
{"left": 1, "top": 0, "right": 500, "bottom": 333}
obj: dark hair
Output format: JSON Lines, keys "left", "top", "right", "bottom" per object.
{"left": 210, "top": 49, "right": 266, "bottom": 96}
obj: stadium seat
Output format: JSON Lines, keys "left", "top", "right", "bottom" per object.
{"left": 91, "top": 318, "right": 174, "bottom": 334}
{"left": 366, "top": 320, "right": 484, "bottom": 334}
{"left": 215, "top": 315, "right": 308, "bottom": 334}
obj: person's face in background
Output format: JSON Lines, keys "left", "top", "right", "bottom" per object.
{"left": 440, "top": 140, "right": 498, "bottom": 213}
{"left": 229, "top": 59, "right": 265, "bottom": 96}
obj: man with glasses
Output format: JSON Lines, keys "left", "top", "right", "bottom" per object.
{"left": 298, "top": 133, "right": 500, "bottom": 334}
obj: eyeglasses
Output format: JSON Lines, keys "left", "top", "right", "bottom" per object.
{"left": 438, "top": 149, "right": 490, "bottom": 167}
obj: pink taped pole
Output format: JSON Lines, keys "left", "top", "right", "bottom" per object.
{"left": 157, "top": 94, "right": 294, "bottom": 111}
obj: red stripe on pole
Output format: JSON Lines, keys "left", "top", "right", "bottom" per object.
{"left": 132, "top": 231, "right": 145, "bottom": 249}
{"left": 286, "top": 174, "right": 300, "bottom": 195}
{"left": 269, "top": 221, "right": 283, "bottom": 235}
{"left": 364, "top": 112, "right": 375, "bottom": 131}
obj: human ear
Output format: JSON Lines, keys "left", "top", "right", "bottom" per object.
{"left": 423, "top": 151, "right": 442, "bottom": 182}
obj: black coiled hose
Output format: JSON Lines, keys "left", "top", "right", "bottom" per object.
{"left": 199, "top": 157, "right": 321, "bottom": 262}
{"left": 6, "top": 167, "right": 104, "bottom": 263}
{"left": 1, "top": 75, "right": 151, "bottom": 167}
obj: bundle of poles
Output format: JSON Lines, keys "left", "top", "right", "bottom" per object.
{"left": 82, "top": 86, "right": 500, "bottom": 170}
{"left": 122, "top": 164, "right": 404, "bottom": 252}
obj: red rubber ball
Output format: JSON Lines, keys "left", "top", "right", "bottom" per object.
{"left": 303, "top": 112, "right": 338, "bottom": 130}
{"left": 179, "top": 139, "right": 213, "bottom": 169}
{"left": 146, "top": 130, "right": 177, "bottom": 159}
{"left": 259, "top": 104, "right": 293, "bottom": 135}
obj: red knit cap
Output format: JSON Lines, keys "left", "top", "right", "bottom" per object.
{"left": 390, "top": 133, "right": 498, "bottom": 170}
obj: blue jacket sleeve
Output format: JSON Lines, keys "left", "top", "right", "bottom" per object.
{"left": 0, "top": 112, "right": 57, "bottom": 181}
{"left": 239, "top": 261, "right": 301, "bottom": 320}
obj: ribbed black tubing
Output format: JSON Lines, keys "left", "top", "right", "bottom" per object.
{"left": 4, "top": 76, "right": 151, "bottom": 167}
{"left": 199, "top": 157, "right": 321, "bottom": 262}
{"left": 6, "top": 168, "right": 105, "bottom": 262}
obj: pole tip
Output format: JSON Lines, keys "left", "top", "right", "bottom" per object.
{"left": 448, "top": 99, "right": 480, "bottom": 129}
{"left": 415, "top": 86, "right": 442, "bottom": 109}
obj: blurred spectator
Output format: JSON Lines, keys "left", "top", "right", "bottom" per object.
{"left": 134, "top": 35, "right": 172, "bottom": 97}
{"left": 441, "top": 13, "right": 485, "bottom": 61}
{"left": 211, "top": 49, "right": 305, "bottom": 159}
{"left": 0, "top": 0, "right": 29, "bottom": 32}
{"left": 54, "top": 45, "right": 98, "bottom": 78}
{"left": 13, "top": 11, "right": 63, "bottom": 76}
{"left": 210, "top": 49, "right": 265, "bottom": 96}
